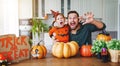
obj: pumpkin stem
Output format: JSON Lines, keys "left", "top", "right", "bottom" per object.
{"left": 37, "top": 40, "right": 44, "bottom": 45}
{"left": 100, "top": 30, "right": 110, "bottom": 36}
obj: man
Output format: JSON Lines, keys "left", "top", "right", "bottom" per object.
{"left": 67, "top": 11, "right": 106, "bottom": 46}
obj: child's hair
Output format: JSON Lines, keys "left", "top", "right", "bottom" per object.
{"left": 54, "top": 13, "right": 65, "bottom": 21}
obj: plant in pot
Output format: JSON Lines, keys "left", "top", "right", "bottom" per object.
{"left": 31, "top": 18, "right": 48, "bottom": 45}
{"left": 106, "top": 39, "right": 120, "bottom": 62}
{"left": 91, "top": 40, "right": 107, "bottom": 59}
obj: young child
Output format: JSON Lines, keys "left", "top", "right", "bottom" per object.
{"left": 49, "top": 10, "right": 69, "bottom": 43}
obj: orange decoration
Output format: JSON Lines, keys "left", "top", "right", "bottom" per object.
{"left": 0, "top": 35, "right": 30, "bottom": 62}
{"left": 44, "top": 14, "right": 48, "bottom": 19}
{"left": 96, "top": 30, "right": 112, "bottom": 41}
{"left": 52, "top": 41, "right": 79, "bottom": 58}
{"left": 80, "top": 45, "right": 92, "bottom": 57}
{"left": 31, "top": 44, "right": 47, "bottom": 59}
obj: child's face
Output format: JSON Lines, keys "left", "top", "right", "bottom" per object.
{"left": 56, "top": 15, "right": 65, "bottom": 28}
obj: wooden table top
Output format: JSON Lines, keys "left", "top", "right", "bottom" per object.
{"left": 9, "top": 53, "right": 119, "bottom": 66}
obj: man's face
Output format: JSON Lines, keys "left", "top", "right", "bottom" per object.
{"left": 68, "top": 13, "right": 79, "bottom": 30}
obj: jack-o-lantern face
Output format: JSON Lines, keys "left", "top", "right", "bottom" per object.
{"left": 54, "top": 25, "right": 69, "bottom": 42}
{"left": 31, "top": 45, "right": 47, "bottom": 59}
{"left": 56, "top": 26, "right": 69, "bottom": 36}
{"left": 49, "top": 24, "right": 69, "bottom": 42}
{"left": 31, "top": 48, "right": 40, "bottom": 58}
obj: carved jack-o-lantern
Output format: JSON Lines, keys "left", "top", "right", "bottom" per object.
{"left": 31, "top": 43, "right": 47, "bottom": 59}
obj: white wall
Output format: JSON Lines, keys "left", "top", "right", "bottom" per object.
{"left": 45, "top": 0, "right": 61, "bottom": 14}
{"left": 70, "top": 0, "right": 118, "bottom": 31}
{"left": 0, "top": 0, "right": 19, "bottom": 36}
{"left": 118, "top": 0, "right": 120, "bottom": 39}
{"left": 0, "top": 0, "right": 4, "bottom": 34}
{"left": 18, "top": 0, "right": 32, "bottom": 19}
{"left": 71, "top": 0, "right": 103, "bottom": 18}
{"left": 103, "top": 0, "right": 118, "bottom": 31}
{"left": 0, "top": 0, "right": 119, "bottom": 38}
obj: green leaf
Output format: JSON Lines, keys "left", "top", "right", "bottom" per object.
{"left": 91, "top": 40, "right": 107, "bottom": 54}
{"left": 106, "top": 39, "right": 120, "bottom": 50}
{"left": 30, "top": 18, "right": 49, "bottom": 38}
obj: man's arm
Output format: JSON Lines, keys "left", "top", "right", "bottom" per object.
{"left": 81, "top": 12, "right": 106, "bottom": 29}
{"left": 91, "top": 19, "right": 105, "bottom": 29}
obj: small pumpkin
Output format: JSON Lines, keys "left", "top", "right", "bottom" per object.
{"left": 96, "top": 30, "right": 112, "bottom": 41}
{"left": 80, "top": 44, "right": 92, "bottom": 57}
{"left": 31, "top": 43, "right": 47, "bottom": 59}
{"left": 52, "top": 41, "right": 79, "bottom": 58}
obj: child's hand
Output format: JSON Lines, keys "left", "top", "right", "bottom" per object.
{"left": 52, "top": 33, "right": 56, "bottom": 40}
{"left": 52, "top": 33, "right": 59, "bottom": 42}
{"left": 52, "top": 33, "right": 59, "bottom": 44}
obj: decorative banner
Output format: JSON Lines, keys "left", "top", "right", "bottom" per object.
{"left": 0, "top": 34, "right": 30, "bottom": 63}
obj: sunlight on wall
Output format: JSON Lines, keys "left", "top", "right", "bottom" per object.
{"left": 0, "top": 0, "right": 19, "bottom": 36}
{"left": 18, "top": 0, "right": 32, "bottom": 19}
{"left": 0, "top": 0, "right": 4, "bottom": 34}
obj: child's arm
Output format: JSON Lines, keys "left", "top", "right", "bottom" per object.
{"left": 49, "top": 27, "right": 56, "bottom": 38}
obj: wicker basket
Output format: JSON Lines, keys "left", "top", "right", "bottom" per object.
{"left": 108, "top": 49, "right": 120, "bottom": 62}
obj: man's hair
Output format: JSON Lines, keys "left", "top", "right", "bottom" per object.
{"left": 67, "top": 10, "right": 79, "bottom": 18}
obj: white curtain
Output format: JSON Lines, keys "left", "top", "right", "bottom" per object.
{"left": 0, "top": 0, "right": 19, "bottom": 36}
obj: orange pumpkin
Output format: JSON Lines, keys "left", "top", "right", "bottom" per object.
{"left": 52, "top": 41, "right": 79, "bottom": 58}
{"left": 31, "top": 44, "right": 47, "bottom": 59}
{"left": 80, "top": 45, "right": 92, "bottom": 57}
{"left": 96, "top": 30, "right": 112, "bottom": 41}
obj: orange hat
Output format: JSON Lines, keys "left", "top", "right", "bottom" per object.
{"left": 50, "top": 10, "right": 60, "bottom": 18}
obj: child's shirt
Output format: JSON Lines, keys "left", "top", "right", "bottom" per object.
{"left": 49, "top": 25, "right": 69, "bottom": 43}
